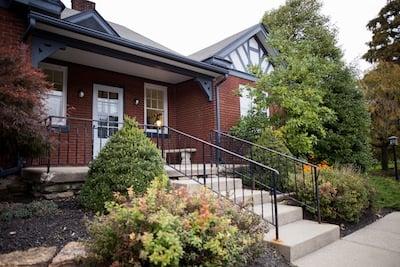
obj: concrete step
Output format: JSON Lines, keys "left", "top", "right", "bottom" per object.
{"left": 22, "top": 167, "right": 88, "bottom": 184}
{"left": 265, "top": 220, "right": 340, "bottom": 262}
{"left": 170, "top": 177, "right": 242, "bottom": 193}
{"left": 252, "top": 203, "right": 303, "bottom": 226}
{"left": 165, "top": 165, "right": 220, "bottom": 178}
{"left": 221, "top": 189, "right": 270, "bottom": 205}
{"left": 221, "top": 189, "right": 294, "bottom": 205}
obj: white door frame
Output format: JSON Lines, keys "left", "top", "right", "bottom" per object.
{"left": 92, "top": 83, "right": 124, "bottom": 157}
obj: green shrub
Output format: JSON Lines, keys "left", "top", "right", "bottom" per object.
{"left": 251, "top": 127, "right": 292, "bottom": 190}
{"left": 80, "top": 117, "right": 165, "bottom": 212}
{"left": 229, "top": 113, "right": 267, "bottom": 143}
{"left": 87, "top": 176, "right": 267, "bottom": 266}
{"left": 0, "top": 200, "right": 58, "bottom": 222}
{"left": 291, "top": 165, "right": 372, "bottom": 223}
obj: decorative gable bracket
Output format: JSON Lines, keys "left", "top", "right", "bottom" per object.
{"left": 32, "top": 36, "right": 66, "bottom": 67}
{"left": 195, "top": 77, "right": 213, "bottom": 101}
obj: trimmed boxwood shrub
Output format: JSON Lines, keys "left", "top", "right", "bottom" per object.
{"left": 87, "top": 176, "right": 267, "bottom": 266}
{"left": 80, "top": 117, "right": 165, "bottom": 212}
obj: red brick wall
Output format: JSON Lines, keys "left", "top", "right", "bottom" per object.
{"left": 218, "top": 76, "right": 255, "bottom": 132}
{"left": 38, "top": 59, "right": 179, "bottom": 165}
{"left": 0, "top": 8, "right": 27, "bottom": 51}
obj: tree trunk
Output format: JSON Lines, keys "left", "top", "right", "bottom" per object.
{"left": 381, "top": 144, "right": 389, "bottom": 171}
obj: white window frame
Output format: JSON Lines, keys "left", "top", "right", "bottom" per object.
{"left": 144, "top": 83, "right": 168, "bottom": 133}
{"left": 39, "top": 62, "right": 68, "bottom": 125}
{"left": 239, "top": 84, "right": 270, "bottom": 117}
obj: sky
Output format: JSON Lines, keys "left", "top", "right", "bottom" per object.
{"left": 61, "top": 0, "right": 386, "bottom": 74}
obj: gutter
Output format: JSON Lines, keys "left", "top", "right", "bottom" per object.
{"left": 28, "top": 11, "right": 228, "bottom": 76}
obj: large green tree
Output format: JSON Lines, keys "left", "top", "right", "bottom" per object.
{"left": 363, "top": 0, "right": 400, "bottom": 64}
{"left": 251, "top": 0, "right": 372, "bottom": 169}
{"left": 361, "top": 62, "right": 400, "bottom": 170}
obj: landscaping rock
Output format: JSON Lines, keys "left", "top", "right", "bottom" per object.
{"left": 0, "top": 246, "right": 57, "bottom": 267}
{"left": 44, "top": 191, "right": 74, "bottom": 200}
{"left": 41, "top": 183, "right": 83, "bottom": 193}
{"left": 49, "top": 242, "right": 88, "bottom": 267}
{"left": 0, "top": 175, "right": 27, "bottom": 195}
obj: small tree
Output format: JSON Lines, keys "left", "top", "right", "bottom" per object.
{"left": 361, "top": 62, "right": 400, "bottom": 170}
{"left": 80, "top": 117, "right": 165, "bottom": 212}
{"left": 363, "top": 0, "right": 400, "bottom": 64}
{"left": 0, "top": 45, "right": 51, "bottom": 160}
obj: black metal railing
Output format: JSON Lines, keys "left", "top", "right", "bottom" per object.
{"left": 211, "top": 130, "right": 321, "bottom": 223}
{"left": 156, "top": 126, "right": 281, "bottom": 240}
{"left": 27, "top": 116, "right": 282, "bottom": 240}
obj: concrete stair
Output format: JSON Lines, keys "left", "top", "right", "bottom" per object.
{"left": 265, "top": 220, "right": 340, "bottom": 262}
{"left": 168, "top": 170, "right": 340, "bottom": 264}
{"left": 170, "top": 177, "right": 242, "bottom": 193}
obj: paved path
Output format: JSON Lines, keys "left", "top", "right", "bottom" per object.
{"left": 293, "top": 212, "right": 400, "bottom": 267}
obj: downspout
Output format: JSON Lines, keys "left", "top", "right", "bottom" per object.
{"left": 22, "top": 17, "right": 36, "bottom": 42}
{"left": 215, "top": 74, "right": 227, "bottom": 133}
{"left": 214, "top": 74, "right": 227, "bottom": 147}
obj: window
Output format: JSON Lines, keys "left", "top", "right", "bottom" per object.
{"left": 40, "top": 63, "right": 67, "bottom": 125}
{"left": 239, "top": 84, "right": 269, "bottom": 117}
{"left": 239, "top": 85, "right": 253, "bottom": 117}
{"left": 144, "top": 83, "right": 168, "bottom": 132}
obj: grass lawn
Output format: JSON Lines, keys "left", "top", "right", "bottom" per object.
{"left": 369, "top": 175, "right": 400, "bottom": 211}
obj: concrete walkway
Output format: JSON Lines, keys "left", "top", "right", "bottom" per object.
{"left": 293, "top": 212, "right": 400, "bottom": 267}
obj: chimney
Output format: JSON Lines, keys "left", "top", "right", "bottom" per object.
{"left": 71, "top": 0, "right": 96, "bottom": 12}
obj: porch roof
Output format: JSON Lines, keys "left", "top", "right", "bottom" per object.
{"left": 28, "top": 11, "right": 228, "bottom": 84}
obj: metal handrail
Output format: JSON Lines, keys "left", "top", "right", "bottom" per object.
{"left": 158, "top": 125, "right": 281, "bottom": 240}
{"left": 212, "top": 130, "right": 318, "bottom": 168}
{"left": 211, "top": 129, "right": 321, "bottom": 223}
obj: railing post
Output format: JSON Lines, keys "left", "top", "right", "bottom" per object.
{"left": 314, "top": 167, "right": 321, "bottom": 223}
{"left": 272, "top": 172, "right": 279, "bottom": 241}
{"left": 203, "top": 142, "right": 206, "bottom": 185}
{"left": 46, "top": 116, "right": 52, "bottom": 174}
{"left": 156, "top": 126, "right": 160, "bottom": 149}
{"left": 161, "top": 126, "right": 165, "bottom": 159}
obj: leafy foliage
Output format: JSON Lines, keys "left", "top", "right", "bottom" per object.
{"left": 252, "top": 127, "right": 292, "bottom": 189}
{"left": 0, "top": 200, "right": 58, "bottom": 222}
{"left": 0, "top": 45, "right": 51, "bottom": 159}
{"left": 229, "top": 112, "right": 268, "bottom": 143}
{"left": 253, "top": 0, "right": 372, "bottom": 169}
{"left": 315, "top": 65, "right": 373, "bottom": 170}
{"left": 80, "top": 117, "right": 165, "bottom": 212}
{"left": 363, "top": 0, "right": 400, "bottom": 64}
{"left": 290, "top": 166, "right": 372, "bottom": 222}
{"left": 87, "top": 176, "right": 267, "bottom": 266}
{"left": 361, "top": 62, "right": 400, "bottom": 170}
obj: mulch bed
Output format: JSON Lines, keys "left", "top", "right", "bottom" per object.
{"left": 0, "top": 197, "right": 291, "bottom": 267}
{"left": 0, "top": 197, "right": 92, "bottom": 254}
{"left": 246, "top": 243, "right": 292, "bottom": 267}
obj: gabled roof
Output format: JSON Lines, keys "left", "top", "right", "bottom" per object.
{"left": 189, "top": 24, "right": 271, "bottom": 62}
{"left": 64, "top": 9, "right": 119, "bottom": 37}
{"left": 60, "top": 8, "right": 180, "bottom": 55}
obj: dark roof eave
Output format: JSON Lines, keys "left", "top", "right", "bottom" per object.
{"left": 28, "top": 11, "right": 228, "bottom": 76}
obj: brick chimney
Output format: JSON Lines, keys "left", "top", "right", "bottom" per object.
{"left": 71, "top": 0, "right": 96, "bottom": 12}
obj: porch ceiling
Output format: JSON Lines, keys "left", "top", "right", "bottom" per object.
{"left": 50, "top": 47, "right": 191, "bottom": 84}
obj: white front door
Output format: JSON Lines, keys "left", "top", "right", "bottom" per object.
{"left": 92, "top": 84, "right": 123, "bottom": 157}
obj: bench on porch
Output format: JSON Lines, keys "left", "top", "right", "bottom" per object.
{"left": 163, "top": 148, "right": 196, "bottom": 164}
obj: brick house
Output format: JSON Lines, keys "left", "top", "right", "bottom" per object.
{"left": 1, "top": 0, "right": 274, "bottom": 166}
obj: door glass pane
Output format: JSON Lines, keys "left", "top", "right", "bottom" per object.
{"left": 98, "top": 90, "right": 108, "bottom": 99}
{"left": 109, "top": 92, "right": 118, "bottom": 99}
